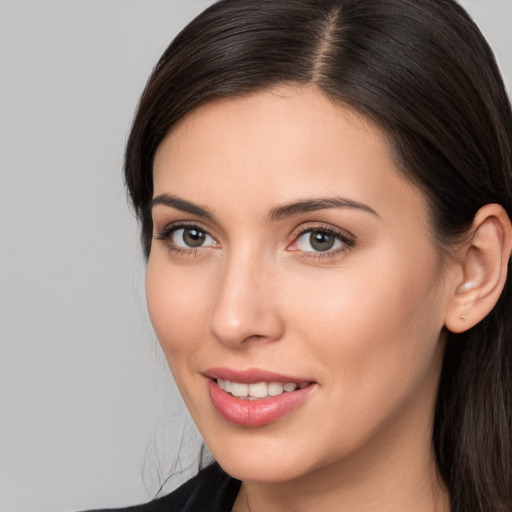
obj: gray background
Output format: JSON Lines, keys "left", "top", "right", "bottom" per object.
{"left": 0, "top": 1, "right": 510, "bottom": 511}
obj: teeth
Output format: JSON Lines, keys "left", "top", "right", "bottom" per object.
{"left": 217, "top": 379, "right": 308, "bottom": 398}
{"left": 248, "top": 382, "right": 268, "bottom": 398}
{"left": 268, "top": 382, "right": 284, "bottom": 396}
{"left": 230, "top": 382, "right": 249, "bottom": 397}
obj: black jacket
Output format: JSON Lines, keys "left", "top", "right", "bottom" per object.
{"left": 86, "top": 464, "right": 240, "bottom": 512}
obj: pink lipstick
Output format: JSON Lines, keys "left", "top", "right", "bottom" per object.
{"left": 204, "top": 367, "right": 317, "bottom": 427}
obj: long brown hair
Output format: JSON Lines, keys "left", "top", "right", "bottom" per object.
{"left": 125, "top": 1, "right": 512, "bottom": 510}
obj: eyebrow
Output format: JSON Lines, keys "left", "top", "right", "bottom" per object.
{"left": 151, "top": 194, "right": 214, "bottom": 219}
{"left": 150, "top": 193, "right": 379, "bottom": 222}
{"left": 267, "top": 197, "right": 379, "bottom": 222}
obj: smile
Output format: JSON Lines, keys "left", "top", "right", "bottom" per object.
{"left": 217, "top": 379, "right": 310, "bottom": 399}
{"left": 204, "top": 368, "right": 317, "bottom": 427}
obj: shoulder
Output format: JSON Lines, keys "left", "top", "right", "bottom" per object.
{"left": 83, "top": 463, "right": 241, "bottom": 512}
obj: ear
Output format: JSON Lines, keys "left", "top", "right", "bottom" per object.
{"left": 444, "top": 204, "right": 512, "bottom": 333}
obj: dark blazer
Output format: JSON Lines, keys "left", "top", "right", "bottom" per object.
{"left": 85, "top": 464, "right": 240, "bottom": 512}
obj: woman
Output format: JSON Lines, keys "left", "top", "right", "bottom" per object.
{"left": 95, "top": 0, "right": 512, "bottom": 510}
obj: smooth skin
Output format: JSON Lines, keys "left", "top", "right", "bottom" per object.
{"left": 146, "top": 86, "right": 511, "bottom": 512}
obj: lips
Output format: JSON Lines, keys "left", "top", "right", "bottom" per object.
{"left": 204, "top": 367, "right": 317, "bottom": 427}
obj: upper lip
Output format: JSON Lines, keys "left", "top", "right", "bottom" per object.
{"left": 203, "top": 367, "right": 313, "bottom": 384}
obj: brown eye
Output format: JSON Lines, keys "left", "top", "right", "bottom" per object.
{"left": 309, "top": 231, "right": 335, "bottom": 251}
{"left": 172, "top": 227, "right": 214, "bottom": 248}
{"left": 183, "top": 228, "right": 206, "bottom": 247}
{"left": 295, "top": 229, "right": 344, "bottom": 253}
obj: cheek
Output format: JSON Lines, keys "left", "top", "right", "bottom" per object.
{"left": 145, "top": 255, "right": 212, "bottom": 368}
{"left": 284, "top": 250, "right": 445, "bottom": 392}
{"left": 278, "top": 259, "right": 445, "bottom": 459}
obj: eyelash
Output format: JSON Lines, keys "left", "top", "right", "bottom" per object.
{"left": 155, "top": 222, "right": 214, "bottom": 257}
{"left": 154, "top": 222, "right": 356, "bottom": 260}
{"left": 289, "top": 224, "right": 355, "bottom": 260}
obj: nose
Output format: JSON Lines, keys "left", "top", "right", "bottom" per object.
{"left": 208, "top": 250, "right": 285, "bottom": 348}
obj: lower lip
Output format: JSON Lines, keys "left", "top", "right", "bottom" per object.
{"left": 207, "top": 379, "right": 316, "bottom": 427}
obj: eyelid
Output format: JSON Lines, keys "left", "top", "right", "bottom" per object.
{"left": 287, "top": 222, "right": 356, "bottom": 256}
{"left": 154, "top": 221, "right": 219, "bottom": 250}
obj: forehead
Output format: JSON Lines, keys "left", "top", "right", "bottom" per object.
{"left": 152, "top": 85, "right": 426, "bottom": 225}
{"left": 155, "top": 86, "right": 385, "bottom": 169}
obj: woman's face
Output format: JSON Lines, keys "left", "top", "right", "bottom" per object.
{"left": 147, "top": 86, "right": 453, "bottom": 483}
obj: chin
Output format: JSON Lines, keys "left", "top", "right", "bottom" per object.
{"left": 217, "top": 457, "right": 306, "bottom": 483}
{"left": 207, "top": 437, "right": 321, "bottom": 484}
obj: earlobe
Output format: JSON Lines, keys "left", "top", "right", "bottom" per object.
{"left": 444, "top": 204, "right": 512, "bottom": 334}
